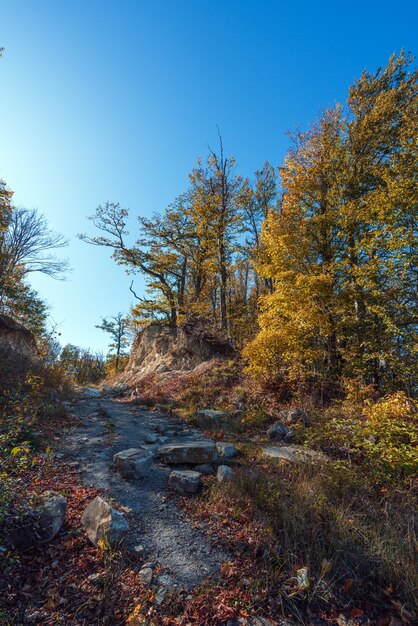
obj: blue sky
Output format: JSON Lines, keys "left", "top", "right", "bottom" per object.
{"left": 0, "top": 1, "right": 416, "bottom": 352}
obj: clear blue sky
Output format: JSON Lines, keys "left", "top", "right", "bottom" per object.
{"left": 0, "top": 1, "right": 416, "bottom": 352}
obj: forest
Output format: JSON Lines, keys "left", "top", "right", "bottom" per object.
{"left": 0, "top": 49, "right": 417, "bottom": 626}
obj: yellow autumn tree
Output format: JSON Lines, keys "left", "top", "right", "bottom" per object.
{"left": 245, "top": 52, "right": 418, "bottom": 395}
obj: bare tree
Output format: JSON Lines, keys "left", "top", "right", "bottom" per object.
{"left": 1, "top": 208, "right": 69, "bottom": 280}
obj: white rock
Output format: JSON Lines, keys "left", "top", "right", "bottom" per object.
{"left": 81, "top": 496, "right": 129, "bottom": 547}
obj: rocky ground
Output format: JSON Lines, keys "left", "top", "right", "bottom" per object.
{"left": 62, "top": 393, "right": 230, "bottom": 591}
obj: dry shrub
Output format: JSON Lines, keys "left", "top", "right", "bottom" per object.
{"left": 215, "top": 462, "right": 417, "bottom": 615}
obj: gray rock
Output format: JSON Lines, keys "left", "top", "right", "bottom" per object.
{"left": 169, "top": 470, "right": 202, "bottom": 494}
{"left": 158, "top": 441, "right": 215, "bottom": 464}
{"left": 266, "top": 422, "right": 295, "bottom": 441}
{"left": 217, "top": 465, "right": 233, "bottom": 482}
{"left": 139, "top": 566, "right": 153, "bottom": 586}
{"left": 278, "top": 407, "right": 309, "bottom": 426}
{"left": 144, "top": 432, "right": 159, "bottom": 444}
{"left": 154, "top": 586, "right": 167, "bottom": 605}
{"left": 140, "top": 443, "right": 159, "bottom": 456}
{"left": 215, "top": 442, "right": 237, "bottom": 459}
{"left": 194, "top": 463, "right": 215, "bottom": 475}
{"left": 81, "top": 387, "right": 101, "bottom": 398}
{"left": 262, "top": 445, "right": 326, "bottom": 464}
{"left": 113, "top": 448, "right": 154, "bottom": 479}
{"left": 81, "top": 496, "right": 129, "bottom": 547}
{"left": 7, "top": 492, "right": 67, "bottom": 548}
{"left": 196, "top": 409, "right": 230, "bottom": 429}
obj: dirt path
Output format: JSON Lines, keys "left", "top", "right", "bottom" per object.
{"left": 61, "top": 396, "right": 228, "bottom": 590}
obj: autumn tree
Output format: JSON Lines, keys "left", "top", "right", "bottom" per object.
{"left": 246, "top": 52, "right": 418, "bottom": 395}
{"left": 189, "top": 137, "right": 252, "bottom": 330}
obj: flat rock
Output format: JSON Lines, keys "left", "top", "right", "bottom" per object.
{"left": 113, "top": 448, "right": 154, "bottom": 479}
{"left": 81, "top": 496, "right": 129, "bottom": 547}
{"left": 262, "top": 445, "right": 326, "bottom": 464}
{"left": 158, "top": 441, "right": 215, "bottom": 464}
{"left": 196, "top": 409, "right": 230, "bottom": 429}
{"left": 169, "top": 470, "right": 202, "bottom": 494}
{"left": 215, "top": 442, "right": 237, "bottom": 459}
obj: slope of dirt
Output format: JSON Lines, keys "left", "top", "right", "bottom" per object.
{"left": 61, "top": 395, "right": 229, "bottom": 590}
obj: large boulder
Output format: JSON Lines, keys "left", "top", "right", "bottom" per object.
{"left": 81, "top": 496, "right": 129, "bottom": 547}
{"left": 113, "top": 448, "right": 154, "bottom": 479}
{"left": 158, "top": 441, "right": 216, "bottom": 464}
{"left": 196, "top": 409, "right": 230, "bottom": 430}
{"left": 262, "top": 445, "right": 326, "bottom": 464}
{"left": 169, "top": 470, "right": 202, "bottom": 494}
{"left": 7, "top": 492, "right": 67, "bottom": 548}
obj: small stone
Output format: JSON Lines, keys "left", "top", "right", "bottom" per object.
{"left": 217, "top": 465, "right": 233, "bottom": 482}
{"left": 144, "top": 433, "right": 158, "bottom": 444}
{"left": 169, "top": 470, "right": 202, "bottom": 495}
{"left": 139, "top": 566, "right": 153, "bottom": 586}
{"left": 113, "top": 448, "right": 154, "bottom": 479}
{"left": 154, "top": 586, "right": 167, "bottom": 605}
{"left": 266, "top": 422, "right": 295, "bottom": 441}
{"left": 132, "top": 544, "right": 144, "bottom": 556}
{"left": 215, "top": 442, "right": 237, "bottom": 459}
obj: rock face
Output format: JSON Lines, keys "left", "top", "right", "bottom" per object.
{"left": 124, "top": 319, "right": 234, "bottom": 379}
{"left": 266, "top": 423, "right": 295, "bottom": 442}
{"left": 113, "top": 448, "right": 154, "bottom": 479}
{"left": 81, "top": 496, "right": 129, "bottom": 547}
{"left": 262, "top": 445, "right": 326, "bottom": 464}
{"left": 169, "top": 470, "right": 202, "bottom": 494}
{"left": 158, "top": 441, "right": 216, "bottom": 464}
{"left": 196, "top": 409, "right": 230, "bottom": 430}
{"left": 0, "top": 313, "right": 37, "bottom": 359}
{"left": 7, "top": 493, "right": 67, "bottom": 548}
